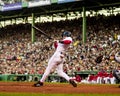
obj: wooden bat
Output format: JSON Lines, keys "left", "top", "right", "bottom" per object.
{"left": 32, "top": 26, "right": 53, "bottom": 39}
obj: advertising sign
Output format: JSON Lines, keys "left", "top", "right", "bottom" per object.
{"left": 58, "top": 0, "right": 75, "bottom": 4}
{"left": 51, "top": 0, "right": 58, "bottom": 4}
{"left": 28, "top": 0, "right": 51, "bottom": 8}
{"left": 2, "top": 3, "right": 22, "bottom": 11}
{"left": 22, "top": 2, "right": 28, "bottom": 8}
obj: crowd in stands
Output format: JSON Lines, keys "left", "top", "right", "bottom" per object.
{"left": 0, "top": 14, "right": 120, "bottom": 84}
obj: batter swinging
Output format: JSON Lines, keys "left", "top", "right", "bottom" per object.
{"left": 34, "top": 31, "right": 77, "bottom": 87}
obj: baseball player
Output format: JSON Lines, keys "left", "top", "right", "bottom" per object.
{"left": 34, "top": 31, "right": 77, "bottom": 87}
{"left": 113, "top": 66, "right": 120, "bottom": 88}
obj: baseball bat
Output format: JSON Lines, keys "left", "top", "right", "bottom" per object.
{"left": 32, "top": 26, "right": 53, "bottom": 39}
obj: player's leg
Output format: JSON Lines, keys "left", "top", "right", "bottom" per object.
{"left": 56, "top": 63, "right": 70, "bottom": 81}
{"left": 56, "top": 63, "right": 77, "bottom": 87}
{"left": 110, "top": 77, "right": 116, "bottom": 84}
{"left": 34, "top": 62, "right": 55, "bottom": 87}
{"left": 40, "top": 63, "right": 55, "bottom": 82}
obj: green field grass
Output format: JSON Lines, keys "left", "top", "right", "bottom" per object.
{"left": 0, "top": 93, "right": 120, "bottom": 96}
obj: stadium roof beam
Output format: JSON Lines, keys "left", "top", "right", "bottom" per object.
{"left": 0, "top": 0, "right": 120, "bottom": 21}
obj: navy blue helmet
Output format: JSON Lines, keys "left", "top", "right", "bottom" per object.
{"left": 62, "top": 31, "right": 71, "bottom": 37}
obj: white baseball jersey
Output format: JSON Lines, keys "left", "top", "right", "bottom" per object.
{"left": 56, "top": 37, "right": 73, "bottom": 52}
{"left": 40, "top": 36, "right": 73, "bottom": 82}
{"left": 49, "top": 37, "right": 72, "bottom": 65}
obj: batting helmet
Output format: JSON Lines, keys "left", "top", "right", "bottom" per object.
{"left": 62, "top": 31, "right": 71, "bottom": 37}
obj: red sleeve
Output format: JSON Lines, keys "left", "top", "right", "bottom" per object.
{"left": 63, "top": 40, "right": 72, "bottom": 44}
{"left": 54, "top": 41, "right": 58, "bottom": 49}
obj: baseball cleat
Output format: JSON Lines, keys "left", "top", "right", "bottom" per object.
{"left": 69, "top": 79, "right": 77, "bottom": 87}
{"left": 34, "top": 81, "right": 43, "bottom": 87}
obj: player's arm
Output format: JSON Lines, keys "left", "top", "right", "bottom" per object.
{"left": 53, "top": 40, "right": 58, "bottom": 49}
{"left": 59, "top": 39, "right": 72, "bottom": 44}
{"left": 54, "top": 41, "right": 58, "bottom": 49}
